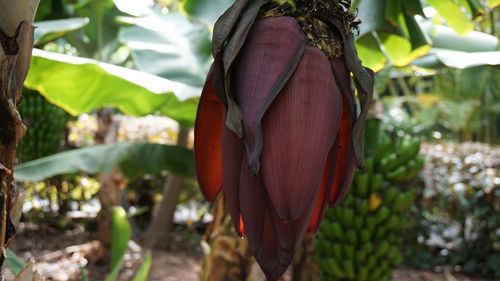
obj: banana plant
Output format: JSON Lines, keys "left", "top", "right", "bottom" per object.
{"left": 354, "top": 0, "right": 500, "bottom": 71}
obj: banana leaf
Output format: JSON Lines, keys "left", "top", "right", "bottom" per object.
{"left": 14, "top": 143, "right": 195, "bottom": 182}
{"left": 34, "top": 18, "right": 89, "bottom": 46}
{"left": 25, "top": 49, "right": 200, "bottom": 127}
{"left": 414, "top": 50, "right": 500, "bottom": 69}
{"left": 118, "top": 13, "right": 212, "bottom": 87}
{"left": 181, "top": 0, "right": 234, "bottom": 26}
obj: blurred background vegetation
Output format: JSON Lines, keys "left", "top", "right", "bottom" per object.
{"left": 4, "top": 0, "right": 499, "bottom": 280}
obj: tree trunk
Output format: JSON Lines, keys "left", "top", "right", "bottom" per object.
{"left": 201, "top": 195, "right": 273, "bottom": 281}
{"left": 200, "top": 196, "right": 319, "bottom": 281}
{"left": 292, "top": 234, "right": 319, "bottom": 281}
{"left": 143, "top": 127, "right": 189, "bottom": 249}
{"left": 0, "top": 0, "right": 39, "bottom": 275}
{"left": 94, "top": 109, "right": 123, "bottom": 253}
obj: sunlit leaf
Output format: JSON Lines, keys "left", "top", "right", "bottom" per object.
{"left": 488, "top": 0, "right": 500, "bottom": 8}
{"left": 420, "top": 21, "right": 498, "bottom": 52}
{"left": 416, "top": 93, "right": 443, "bottom": 107}
{"left": 356, "top": 34, "right": 387, "bottom": 72}
{"left": 434, "top": 51, "right": 500, "bottom": 69}
{"left": 25, "top": 49, "right": 200, "bottom": 127}
{"left": 113, "top": 0, "right": 156, "bottom": 17}
{"left": 378, "top": 32, "right": 430, "bottom": 66}
{"left": 427, "top": 0, "right": 474, "bottom": 35}
{"left": 416, "top": 51, "right": 500, "bottom": 69}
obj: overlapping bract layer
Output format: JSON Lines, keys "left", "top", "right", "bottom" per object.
{"left": 195, "top": 2, "right": 374, "bottom": 280}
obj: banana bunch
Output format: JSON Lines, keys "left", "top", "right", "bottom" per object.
{"left": 17, "top": 89, "right": 69, "bottom": 162}
{"left": 315, "top": 118, "right": 423, "bottom": 281}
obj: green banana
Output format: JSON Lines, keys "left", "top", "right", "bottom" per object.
{"left": 360, "top": 229, "right": 371, "bottom": 243}
{"left": 382, "top": 187, "right": 400, "bottom": 206}
{"left": 370, "top": 174, "right": 384, "bottom": 192}
{"left": 364, "top": 157, "right": 375, "bottom": 178}
{"left": 323, "top": 258, "right": 344, "bottom": 278}
{"left": 380, "top": 153, "right": 399, "bottom": 174}
{"left": 386, "top": 166, "right": 407, "bottom": 181}
{"left": 18, "top": 89, "right": 69, "bottom": 162}
{"left": 343, "top": 245, "right": 355, "bottom": 259}
{"left": 346, "top": 230, "right": 358, "bottom": 244}
{"left": 342, "top": 260, "right": 356, "bottom": 280}
{"left": 406, "top": 156, "right": 425, "bottom": 179}
{"left": 374, "top": 227, "right": 387, "bottom": 241}
{"left": 332, "top": 243, "right": 343, "bottom": 260}
{"left": 385, "top": 215, "right": 399, "bottom": 230}
{"left": 355, "top": 173, "right": 370, "bottom": 198}
{"left": 393, "top": 192, "right": 414, "bottom": 213}
{"left": 315, "top": 118, "right": 424, "bottom": 281}
{"left": 358, "top": 200, "right": 370, "bottom": 216}
{"left": 374, "top": 133, "right": 392, "bottom": 164}
{"left": 342, "top": 209, "right": 355, "bottom": 228}
{"left": 375, "top": 206, "right": 391, "bottom": 224}
{"left": 331, "top": 223, "right": 344, "bottom": 239}
{"left": 354, "top": 217, "right": 364, "bottom": 230}
{"left": 355, "top": 248, "right": 367, "bottom": 265}
{"left": 358, "top": 267, "right": 369, "bottom": 281}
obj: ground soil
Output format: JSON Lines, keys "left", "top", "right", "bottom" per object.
{"left": 2, "top": 223, "right": 491, "bottom": 281}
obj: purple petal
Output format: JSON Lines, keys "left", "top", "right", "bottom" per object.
{"left": 260, "top": 47, "right": 341, "bottom": 221}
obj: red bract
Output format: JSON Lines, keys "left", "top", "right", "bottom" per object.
{"left": 195, "top": 1, "right": 374, "bottom": 280}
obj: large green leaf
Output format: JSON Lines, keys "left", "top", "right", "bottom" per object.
{"left": 356, "top": 34, "right": 387, "bottom": 72}
{"left": 34, "top": 0, "right": 71, "bottom": 21}
{"left": 74, "top": 0, "right": 122, "bottom": 58}
{"left": 181, "top": 0, "right": 234, "bottom": 26}
{"left": 14, "top": 143, "right": 195, "bottom": 182}
{"left": 25, "top": 49, "right": 200, "bottom": 127}
{"left": 378, "top": 32, "right": 430, "bottom": 66}
{"left": 465, "top": 0, "right": 485, "bottom": 18}
{"left": 118, "top": 13, "right": 212, "bottom": 87}
{"left": 385, "top": 0, "right": 402, "bottom": 27}
{"left": 420, "top": 22, "right": 498, "bottom": 52}
{"left": 402, "top": 0, "right": 425, "bottom": 16}
{"left": 401, "top": 9, "right": 429, "bottom": 49}
{"left": 34, "top": 18, "right": 90, "bottom": 46}
{"left": 357, "top": 0, "right": 396, "bottom": 37}
{"left": 415, "top": 50, "right": 500, "bottom": 69}
{"left": 113, "top": 0, "right": 156, "bottom": 17}
{"left": 427, "top": 0, "right": 474, "bottom": 35}
{"left": 413, "top": 19, "right": 500, "bottom": 69}
{"left": 488, "top": 0, "right": 500, "bottom": 8}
